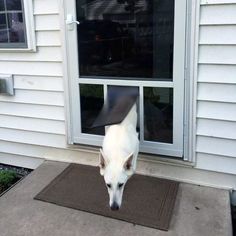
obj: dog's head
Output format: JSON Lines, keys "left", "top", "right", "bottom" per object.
{"left": 99, "top": 148, "right": 134, "bottom": 211}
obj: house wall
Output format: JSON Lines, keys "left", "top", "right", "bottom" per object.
{"left": 196, "top": 0, "right": 236, "bottom": 175}
{"left": 0, "top": 0, "right": 67, "bottom": 168}
{"left": 0, "top": 0, "right": 236, "bottom": 186}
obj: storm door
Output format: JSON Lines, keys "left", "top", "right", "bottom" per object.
{"left": 65, "top": 0, "right": 187, "bottom": 157}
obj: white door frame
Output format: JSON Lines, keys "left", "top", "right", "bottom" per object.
{"left": 63, "top": 0, "right": 188, "bottom": 158}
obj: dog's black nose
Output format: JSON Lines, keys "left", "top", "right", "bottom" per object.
{"left": 111, "top": 202, "right": 119, "bottom": 211}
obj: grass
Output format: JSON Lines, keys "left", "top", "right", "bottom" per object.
{"left": 0, "top": 170, "right": 18, "bottom": 194}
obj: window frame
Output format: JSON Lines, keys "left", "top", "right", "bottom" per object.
{"left": 0, "top": 0, "right": 36, "bottom": 51}
{"left": 64, "top": 0, "right": 191, "bottom": 159}
{"left": 75, "top": 79, "right": 183, "bottom": 157}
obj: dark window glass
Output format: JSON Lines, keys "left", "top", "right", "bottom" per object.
{"left": 0, "top": 0, "right": 27, "bottom": 47}
{"left": 144, "top": 87, "right": 173, "bottom": 143}
{"left": 76, "top": 0, "right": 174, "bottom": 80}
{"left": 80, "top": 84, "right": 105, "bottom": 135}
{"left": 8, "top": 12, "right": 25, "bottom": 42}
{"left": 0, "top": 30, "right": 8, "bottom": 42}
{"left": 0, "top": 14, "right": 7, "bottom": 29}
{"left": 6, "top": 0, "right": 22, "bottom": 11}
{"left": 0, "top": 12, "right": 7, "bottom": 42}
{"left": 0, "top": 0, "right": 5, "bottom": 11}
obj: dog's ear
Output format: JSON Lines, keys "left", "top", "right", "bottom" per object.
{"left": 123, "top": 153, "right": 134, "bottom": 175}
{"left": 99, "top": 149, "right": 107, "bottom": 176}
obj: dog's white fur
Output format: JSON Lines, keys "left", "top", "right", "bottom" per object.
{"left": 99, "top": 104, "right": 139, "bottom": 210}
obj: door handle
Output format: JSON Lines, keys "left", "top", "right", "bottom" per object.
{"left": 66, "top": 14, "right": 80, "bottom": 30}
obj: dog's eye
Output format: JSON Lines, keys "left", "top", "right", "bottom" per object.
{"left": 107, "top": 184, "right": 111, "bottom": 188}
{"left": 118, "top": 183, "right": 124, "bottom": 188}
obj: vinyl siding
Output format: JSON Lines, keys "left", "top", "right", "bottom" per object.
{"left": 196, "top": 1, "right": 236, "bottom": 174}
{"left": 0, "top": 0, "right": 236, "bottom": 178}
{"left": 0, "top": 0, "right": 66, "bottom": 167}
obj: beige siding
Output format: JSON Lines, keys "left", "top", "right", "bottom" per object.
{"left": 0, "top": 61, "right": 63, "bottom": 76}
{"left": 198, "top": 83, "right": 236, "bottom": 103}
{"left": 0, "top": 0, "right": 66, "bottom": 167}
{"left": 36, "top": 31, "right": 61, "bottom": 46}
{"left": 1, "top": 0, "right": 236, "bottom": 178}
{"left": 199, "top": 25, "right": 236, "bottom": 45}
{"left": 0, "top": 90, "right": 64, "bottom": 106}
{"left": 201, "top": 0, "right": 236, "bottom": 4}
{"left": 198, "top": 64, "right": 236, "bottom": 84}
{"left": 0, "top": 47, "right": 62, "bottom": 62}
{"left": 198, "top": 101, "right": 236, "bottom": 122}
{"left": 35, "top": 15, "right": 60, "bottom": 31}
{"left": 197, "top": 119, "right": 236, "bottom": 140}
{"left": 196, "top": 153, "right": 236, "bottom": 175}
{"left": 197, "top": 136, "right": 236, "bottom": 158}
{"left": 0, "top": 152, "right": 43, "bottom": 169}
{"left": 196, "top": 1, "right": 236, "bottom": 174}
{"left": 0, "top": 115, "right": 65, "bottom": 135}
{"left": 199, "top": 45, "right": 236, "bottom": 64}
{"left": 0, "top": 128, "right": 66, "bottom": 148}
{"left": 0, "top": 140, "right": 49, "bottom": 159}
{"left": 0, "top": 102, "right": 65, "bottom": 120}
{"left": 34, "top": 0, "right": 59, "bottom": 15}
{"left": 13, "top": 75, "right": 64, "bottom": 91}
{"left": 200, "top": 4, "right": 236, "bottom": 25}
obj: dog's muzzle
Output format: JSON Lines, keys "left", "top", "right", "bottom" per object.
{"left": 110, "top": 202, "right": 119, "bottom": 211}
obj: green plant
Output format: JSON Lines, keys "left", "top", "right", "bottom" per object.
{"left": 0, "top": 170, "right": 17, "bottom": 188}
{"left": 80, "top": 84, "right": 103, "bottom": 98}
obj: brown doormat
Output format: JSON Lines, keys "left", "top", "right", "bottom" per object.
{"left": 34, "top": 163, "right": 179, "bottom": 231}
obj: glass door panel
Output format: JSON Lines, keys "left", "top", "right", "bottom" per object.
{"left": 65, "top": 0, "right": 186, "bottom": 157}
{"left": 76, "top": 0, "right": 174, "bottom": 80}
{"left": 144, "top": 87, "right": 173, "bottom": 143}
{"left": 79, "top": 84, "right": 105, "bottom": 135}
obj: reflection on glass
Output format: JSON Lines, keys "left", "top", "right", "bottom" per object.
{"left": 0, "top": 14, "right": 7, "bottom": 29}
{"left": 0, "top": 0, "right": 26, "bottom": 46}
{"left": 6, "top": 0, "right": 22, "bottom": 11}
{"left": 76, "top": 0, "right": 174, "bottom": 80}
{"left": 80, "top": 84, "right": 105, "bottom": 135}
{"left": 144, "top": 87, "right": 173, "bottom": 143}
{"left": 0, "top": 0, "right": 5, "bottom": 11}
{"left": 0, "top": 13, "right": 7, "bottom": 42}
{"left": 0, "top": 30, "right": 8, "bottom": 42}
{"left": 8, "top": 12, "right": 26, "bottom": 43}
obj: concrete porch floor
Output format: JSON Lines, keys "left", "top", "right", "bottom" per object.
{"left": 0, "top": 161, "right": 232, "bottom": 236}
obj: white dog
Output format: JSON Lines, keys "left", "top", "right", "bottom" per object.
{"left": 99, "top": 103, "right": 139, "bottom": 210}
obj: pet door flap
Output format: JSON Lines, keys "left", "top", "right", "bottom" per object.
{"left": 92, "top": 86, "right": 139, "bottom": 128}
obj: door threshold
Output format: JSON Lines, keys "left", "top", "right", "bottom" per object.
{"left": 66, "top": 144, "right": 195, "bottom": 168}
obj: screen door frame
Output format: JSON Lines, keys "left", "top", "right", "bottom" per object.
{"left": 64, "top": 0, "right": 187, "bottom": 158}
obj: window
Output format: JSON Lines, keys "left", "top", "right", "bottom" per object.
{"left": 0, "top": 0, "right": 35, "bottom": 50}
{"left": 65, "top": 0, "right": 187, "bottom": 158}
{"left": 77, "top": 0, "right": 174, "bottom": 80}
